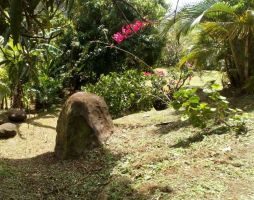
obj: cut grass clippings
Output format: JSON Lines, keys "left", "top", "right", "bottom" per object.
{"left": 1, "top": 107, "right": 253, "bottom": 199}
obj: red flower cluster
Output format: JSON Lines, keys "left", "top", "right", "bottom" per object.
{"left": 112, "top": 20, "right": 145, "bottom": 44}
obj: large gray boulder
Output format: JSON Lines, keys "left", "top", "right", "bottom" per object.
{"left": 0, "top": 123, "right": 17, "bottom": 139}
{"left": 55, "top": 92, "right": 114, "bottom": 159}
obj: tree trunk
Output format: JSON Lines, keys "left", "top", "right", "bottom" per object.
{"left": 229, "top": 40, "right": 244, "bottom": 86}
{"left": 12, "top": 81, "right": 24, "bottom": 109}
{"left": 4, "top": 96, "right": 8, "bottom": 109}
{"left": 244, "top": 35, "right": 250, "bottom": 81}
{"left": 0, "top": 98, "right": 3, "bottom": 109}
{"left": 224, "top": 57, "right": 235, "bottom": 87}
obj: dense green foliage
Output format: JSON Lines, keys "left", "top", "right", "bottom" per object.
{"left": 0, "top": 0, "right": 169, "bottom": 110}
{"left": 53, "top": 0, "right": 167, "bottom": 90}
{"left": 0, "top": 0, "right": 69, "bottom": 108}
{"left": 83, "top": 70, "right": 166, "bottom": 118}
{"left": 0, "top": 0, "right": 71, "bottom": 44}
{"left": 0, "top": 40, "right": 37, "bottom": 108}
{"left": 1, "top": 2, "right": 253, "bottom": 199}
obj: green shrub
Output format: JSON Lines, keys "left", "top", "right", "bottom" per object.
{"left": 24, "top": 74, "right": 63, "bottom": 110}
{"left": 171, "top": 83, "right": 247, "bottom": 133}
{"left": 83, "top": 70, "right": 164, "bottom": 118}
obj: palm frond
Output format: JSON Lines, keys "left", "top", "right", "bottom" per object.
{"left": 201, "top": 22, "right": 229, "bottom": 41}
{"left": 206, "top": 2, "right": 237, "bottom": 17}
{"left": 163, "top": 0, "right": 218, "bottom": 37}
{"left": 173, "top": 0, "right": 219, "bottom": 39}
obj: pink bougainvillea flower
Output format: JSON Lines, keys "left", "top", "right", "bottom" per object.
{"left": 126, "top": 24, "right": 131, "bottom": 29}
{"left": 143, "top": 72, "right": 153, "bottom": 76}
{"left": 122, "top": 26, "right": 132, "bottom": 38}
{"left": 135, "top": 20, "right": 143, "bottom": 28}
{"left": 131, "top": 24, "right": 139, "bottom": 32}
{"left": 112, "top": 32, "right": 125, "bottom": 44}
{"left": 121, "top": 27, "right": 126, "bottom": 34}
{"left": 112, "top": 20, "right": 148, "bottom": 44}
{"left": 132, "top": 20, "right": 143, "bottom": 32}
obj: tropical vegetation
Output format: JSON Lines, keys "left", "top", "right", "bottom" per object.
{"left": 1, "top": 0, "right": 254, "bottom": 199}
{"left": 167, "top": 0, "right": 254, "bottom": 91}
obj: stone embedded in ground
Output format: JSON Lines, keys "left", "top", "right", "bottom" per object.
{"left": 0, "top": 123, "right": 17, "bottom": 139}
{"left": 55, "top": 92, "right": 114, "bottom": 159}
{"left": 8, "top": 109, "right": 27, "bottom": 122}
{"left": 0, "top": 112, "right": 8, "bottom": 125}
{"left": 153, "top": 98, "right": 168, "bottom": 111}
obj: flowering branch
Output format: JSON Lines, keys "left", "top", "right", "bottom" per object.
{"left": 112, "top": 20, "right": 147, "bottom": 44}
{"left": 90, "top": 40, "right": 150, "bottom": 67}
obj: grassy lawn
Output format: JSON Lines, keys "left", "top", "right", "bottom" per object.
{"left": 1, "top": 71, "right": 254, "bottom": 200}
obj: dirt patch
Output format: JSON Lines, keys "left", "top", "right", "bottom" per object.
{"left": 0, "top": 112, "right": 57, "bottom": 159}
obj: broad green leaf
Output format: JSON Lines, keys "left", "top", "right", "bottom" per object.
{"left": 200, "top": 103, "right": 208, "bottom": 109}
{"left": 211, "top": 83, "right": 222, "bottom": 91}
{"left": 189, "top": 95, "right": 200, "bottom": 104}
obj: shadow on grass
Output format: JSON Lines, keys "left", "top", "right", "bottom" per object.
{"left": 25, "top": 109, "right": 60, "bottom": 130}
{"left": 0, "top": 148, "right": 149, "bottom": 200}
{"left": 220, "top": 88, "right": 254, "bottom": 112}
{"left": 155, "top": 120, "right": 190, "bottom": 134}
{"left": 229, "top": 95, "right": 254, "bottom": 112}
{"left": 170, "top": 126, "right": 230, "bottom": 148}
{"left": 26, "top": 120, "right": 56, "bottom": 130}
{"left": 0, "top": 108, "right": 59, "bottom": 130}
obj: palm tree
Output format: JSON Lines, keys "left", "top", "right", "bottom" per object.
{"left": 167, "top": 0, "right": 254, "bottom": 89}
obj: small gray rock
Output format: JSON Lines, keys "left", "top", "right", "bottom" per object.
{"left": 8, "top": 109, "right": 27, "bottom": 122}
{"left": 0, "top": 123, "right": 17, "bottom": 139}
